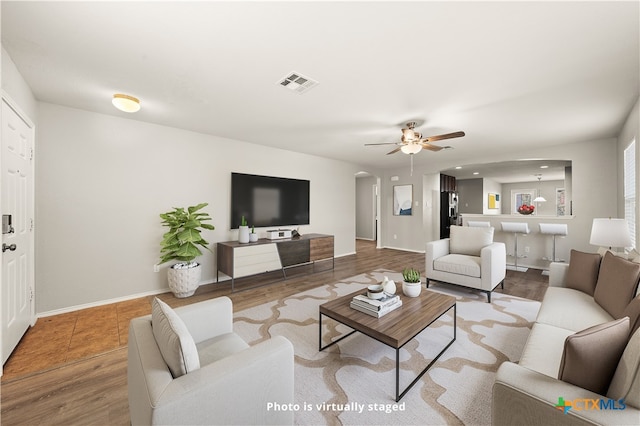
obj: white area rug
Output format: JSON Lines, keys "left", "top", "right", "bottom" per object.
{"left": 233, "top": 269, "right": 540, "bottom": 425}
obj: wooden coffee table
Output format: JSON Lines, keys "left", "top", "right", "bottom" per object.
{"left": 319, "top": 288, "right": 456, "bottom": 401}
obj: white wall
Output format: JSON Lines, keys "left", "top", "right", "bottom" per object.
{"left": 35, "top": 103, "right": 360, "bottom": 314}
{"left": 1, "top": 47, "right": 37, "bottom": 121}
{"left": 382, "top": 137, "right": 618, "bottom": 254}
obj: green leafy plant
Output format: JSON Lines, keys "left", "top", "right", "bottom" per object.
{"left": 240, "top": 215, "right": 248, "bottom": 227}
{"left": 402, "top": 267, "right": 421, "bottom": 283}
{"left": 159, "top": 203, "right": 215, "bottom": 266}
{"left": 251, "top": 225, "right": 256, "bottom": 233}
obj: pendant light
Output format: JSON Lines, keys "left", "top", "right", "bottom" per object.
{"left": 533, "top": 175, "right": 546, "bottom": 203}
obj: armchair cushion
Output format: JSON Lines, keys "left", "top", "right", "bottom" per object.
{"left": 152, "top": 297, "right": 200, "bottom": 378}
{"left": 558, "top": 317, "right": 629, "bottom": 395}
{"left": 433, "top": 254, "right": 481, "bottom": 278}
{"left": 449, "top": 225, "right": 494, "bottom": 256}
{"left": 565, "top": 249, "right": 601, "bottom": 296}
{"left": 594, "top": 252, "right": 640, "bottom": 319}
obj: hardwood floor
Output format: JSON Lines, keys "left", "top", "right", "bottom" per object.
{"left": 0, "top": 240, "right": 548, "bottom": 425}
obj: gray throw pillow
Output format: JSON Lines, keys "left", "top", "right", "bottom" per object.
{"left": 558, "top": 317, "right": 630, "bottom": 395}
{"left": 565, "top": 250, "right": 601, "bottom": 296}
{"left": 594, "top": 252, "right": 640, "bottom": 319}
{"left": 152, "top": 297, "right": 200, "bottom": 378}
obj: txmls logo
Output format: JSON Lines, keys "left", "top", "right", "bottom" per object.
{"left": 555, "top": 397, "right": 626, "bottom": 414}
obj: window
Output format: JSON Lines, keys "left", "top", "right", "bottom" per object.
{"left": 624, "top": 140, "right": 636, "bottom": 249}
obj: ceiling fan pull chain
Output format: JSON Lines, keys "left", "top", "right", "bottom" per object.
{"left": 410, "top": 153, "right": 414, "bottom": 176}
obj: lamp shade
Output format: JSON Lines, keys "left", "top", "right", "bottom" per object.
{"left": 590, "top": 218, "right": 632, "bottom": 248}
{"left": 533, "top": 196, "right": 546, "bottom": 202}
{"left": 112, "top": 94, "right": 140, "bottom": 113}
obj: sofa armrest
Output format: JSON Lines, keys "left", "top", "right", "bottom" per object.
{"left": 152, "top": 336, "right": 294, "bottom": 425}
{"left": 480, "top": 242, "right": 506, "bottom": 288}
{"left": 493, "top": 362, "right": 638, "bottom": 426}
{"left": 175, "top": 297, "right": 233, "bottom": 343}
{"left": 549, "top": 262, "right": 570, "bottom": 288}
{"left": 426, "top": 238, "right": 450, "bottom": 274}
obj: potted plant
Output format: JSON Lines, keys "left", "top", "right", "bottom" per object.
{"left": 238, "top": 215, "right": 250, "bottom": 243}
{"left": 402, "top": 267, "right": 422, "bottom": 297}
{"left": 159, "top": 203, "right": 215, "bottom": 298}
{"left": 249, "top": 225, "right": 258, "bottom": 242}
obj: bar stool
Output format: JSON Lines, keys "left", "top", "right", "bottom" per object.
{"left": 501, "top": 222, "right": 530, "bottom": 272}
{"left": 539, "top": 223, "right": 568, "bottom": 264}
{"left": 468, "top": 221, "right": 491, "bottom": 228}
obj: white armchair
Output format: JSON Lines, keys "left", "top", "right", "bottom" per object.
{"left": 128, "top": 296, "right": 294, "bottom": 425}
{"left": 426, "top": 225, "right": 506, "bottom": 302}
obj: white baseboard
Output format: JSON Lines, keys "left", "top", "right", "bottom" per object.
{"left": 37, "top": 287, "right": 170, "bottom": 318}
{"left": 382, "top": 245, "right": 426, "bottom": 254}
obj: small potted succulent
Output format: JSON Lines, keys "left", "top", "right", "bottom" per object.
{"left": 249, "top": 225, "right": 258, "bottom": 242}
{"left": 238, "top": 215, "right": 250, "bottom": 243}
{"left": 402, "top": 267, "right": 422, "bottom": 297}
{"left": 159, "top": 203, "right": 215, "bottom": 298}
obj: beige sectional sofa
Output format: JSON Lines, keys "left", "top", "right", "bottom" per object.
{"left": 493, "top": 251, "right": 640, "bottom": 425}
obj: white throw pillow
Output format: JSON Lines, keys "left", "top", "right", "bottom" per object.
{"left": 449, "top": 225, "right": 494, "bottom": 256}
{"left": 152, "top": 297, "right": 200, "bottom": 378}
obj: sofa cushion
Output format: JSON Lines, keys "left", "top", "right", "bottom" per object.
{"left": 565, "top": 249, "right": 601, "bottom": 296}
{"left": 519, "top": 322, "right": 574, "bottom": 378}
{"left": 433, "top": 254, "right": 481, "bottom": 278}
{"left": 536, "top": 287, "right": 613, "bottom": 332}
{"left": 151, "top": 297, "right": 200, "bottom": 378}
{"left": 594, "top": 252, "right": 640, "bottom": 319}
{"left": 558, "top": 317, "right": 630, "bottom": 395}
{"left": 449, "top": 225, "right": 494, "bottom": 256}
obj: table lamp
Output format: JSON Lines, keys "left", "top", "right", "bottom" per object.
{"left": 589, "top": 218, "right": 632, "bottom": 256}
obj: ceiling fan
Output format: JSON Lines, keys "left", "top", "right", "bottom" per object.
{"left": 365, "top": 122, "right": 465, "bottom": 155}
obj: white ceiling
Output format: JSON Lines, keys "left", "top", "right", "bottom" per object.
{"left": 2, "top": 1, "right": 639, "bottom": 172}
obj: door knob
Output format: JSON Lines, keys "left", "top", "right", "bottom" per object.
{"left": 2, "top": 243, "right": 16, "bottom": 253}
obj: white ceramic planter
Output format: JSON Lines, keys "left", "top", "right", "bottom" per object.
{"left": 402, "top": 281, "right": 422, "bottom": 297}
{"left": 167, "top": 263, "right": 201, "bottom": 298}
{"left": 249, "top": 233, "right": 258, "bottom": 242}
{"left": 238, "top": 226, "right": 250, "bottom": 243}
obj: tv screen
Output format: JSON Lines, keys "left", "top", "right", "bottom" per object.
{"left": 231, "top": 173, "right": 310, "bottom": 229}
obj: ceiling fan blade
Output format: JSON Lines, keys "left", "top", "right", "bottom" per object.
{"left": 364, "top": 142, "right": 400, "bottom": 146}
{"left": 386, "top": 147, "right": 402, "bottom": 155}
{"left": 421, "top": 143, "right": 443, "bottom": 152}
{"left": 423, "top": 131, "right": 466, "bottom": 142}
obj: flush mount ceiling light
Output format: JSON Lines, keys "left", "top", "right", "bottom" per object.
{"left": 112, "top": 94, "right": 140, "bottom": 113}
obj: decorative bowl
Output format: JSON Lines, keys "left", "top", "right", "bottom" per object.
{"left": 517, "top": 205, "right": 535, "bottom": 215}
{"left": 367, "top": 284, "right": 384, "bottom": 300}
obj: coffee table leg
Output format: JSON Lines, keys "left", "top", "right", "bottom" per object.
{"left": 395, "top": 303, "right": 457, "bottom": 402}
{"left": 318, "top": 312, "right": 357, "bottom": 351}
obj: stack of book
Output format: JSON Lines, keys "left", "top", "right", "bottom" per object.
{"left": 350, "top": 293, "right": 402, "bottom": 318}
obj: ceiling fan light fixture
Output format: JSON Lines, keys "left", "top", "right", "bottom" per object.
{"left": 402, "top": 128, "right": 416, "bottom": 141}
{"left": 401, "top": 143, "right": 422, "bottom": 154}
{"left": 112, "top": 93, "right": 140, "bottom": 113}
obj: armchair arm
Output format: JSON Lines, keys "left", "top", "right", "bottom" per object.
{"left": 549, "top": 262, "right": 570, "bottom": 288}
{"left": 480, "top": 242, "right": 506, "bottom": 289}
{"left": 426, "top": 239, "right": 450, "bottom": 275}
{"left": 493, "top": 362, "right": 639, "bottom": 426}
{"left": 153, "top": 336, "right": 294, "bottom": 425}
{"left": 175, "top": 297, "right": 233, "bottom": 344}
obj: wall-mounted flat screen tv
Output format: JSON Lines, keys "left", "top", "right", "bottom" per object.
{"left": 231, "top": 173, "right": 310, "bottom": 229}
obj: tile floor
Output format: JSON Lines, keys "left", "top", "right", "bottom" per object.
{"left": 2, "top": 295, "right": 154, "bottom": 381}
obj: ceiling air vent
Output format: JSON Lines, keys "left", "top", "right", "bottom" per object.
{"left": 278, "top": 72, "right": 318, "bottom": 94}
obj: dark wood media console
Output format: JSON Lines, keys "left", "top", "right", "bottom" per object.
{"left": 217, "top": 233, "right": 334, "bottom": 291}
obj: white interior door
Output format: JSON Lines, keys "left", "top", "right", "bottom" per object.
{"left": 1, "top": 98, "right": 34, "bottom": 365}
